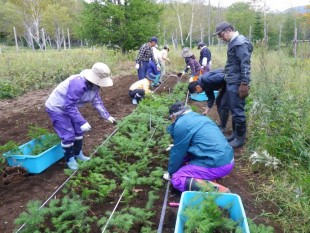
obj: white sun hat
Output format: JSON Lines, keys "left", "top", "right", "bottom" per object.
{"left": 84, "top": 62, "right": 113, "bottom": 87}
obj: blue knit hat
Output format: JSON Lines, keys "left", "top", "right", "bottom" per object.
{"left": 150, "top": 36, "right": 158, "bottom": 44}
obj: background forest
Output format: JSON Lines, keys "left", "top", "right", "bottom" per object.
{"left": 0, "top": 0, "right": 309, "bottom": 53}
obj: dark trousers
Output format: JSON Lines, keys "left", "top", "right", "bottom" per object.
{"left": 129, "top": 89, "right": 145, "bottom": 102}
{"left": 137, "top": 61, "right": 149, "bottom": 80}
{"left": 226, "top": 84, "right": 246, "bottom": 124}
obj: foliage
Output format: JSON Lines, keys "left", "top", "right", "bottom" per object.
{"left": 78, "top": 0, "right": 162, "bottom": 52}
{"left": 182, "top": 193, "right": 241, "bottom": 233}
{"left": 247, "top": 218, "right": 274, "bottom": 233}
{"left": 226, "top": 2, "right": 255, "bottom": 37}
{"left": 253, "top": 13, "right": 264, "bottom": 42}
{"left": 249, "top": 150, "right": 281, "bottom": 169}
{"left": 45, "top": 195, "right": 95, "bottom": 232}
{"left": 14, "top": 200, "right": 48, "bottom": 233}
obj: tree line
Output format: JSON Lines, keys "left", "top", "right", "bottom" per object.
{"left": 0, "top": 0, "right": 309, "bottom": 52}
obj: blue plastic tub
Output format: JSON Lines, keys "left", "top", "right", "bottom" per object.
{"left": 190, "top": 91, "right": 219, "bottom": 102}
{"left": 3, "top": 138, "right": 64, "bottom": 174}
{"left": 175, "top": 191, "right": 250, "bottom": 233}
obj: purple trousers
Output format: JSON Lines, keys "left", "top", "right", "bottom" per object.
{"left": 46, "top": 108, "right": 83, "bottom": 145}
{"left": 171, "top": 163, "right": 234, "bottom": 192}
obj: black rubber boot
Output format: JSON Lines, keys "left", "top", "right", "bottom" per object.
{"left": 73, "top": 139, "right": 83, "bottom": 156}
{"left": 229, "top": 122, "right": 246, "bottom": 148}
{"left": 62, "top": 144, "right": 78, "bottom": 170}
{"left": 226, "top": 120, "right": 235, "bottom": 142}
{"left": 62, "top": 144, "right": 75, "bottom": 162}
{"left": 218, "top": 109, "right": 229, "bottom": 132}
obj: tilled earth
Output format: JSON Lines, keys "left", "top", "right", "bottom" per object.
{"left": 0, "top": 74, "right": 281, "bottom": 232}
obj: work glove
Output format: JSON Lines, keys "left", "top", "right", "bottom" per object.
{"left": 165, "top": 144, "right": 174, "bottom": 151}
{"left": 156, "top": 64, "right": 161, "bottom": 71}
{"left": 163, "top": 171, "right": 171, "bottom": 181}
{"left": 238, "top": 83, "right": 249, "bottom": 99}
{"left": 107, "top": 116, "right": 117, "bottom": 124}
{"left": 81, "top": 122, "right": 91, "bottom": 132}
{"left": 135, "top": 63, "right": 140, "bottom": 69}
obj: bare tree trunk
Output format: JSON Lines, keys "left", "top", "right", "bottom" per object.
{"left": 67, "top": 29, "right": 71, "bottom": 49}
{"left": 62, "top": 29, "right": 66, "bottom": 50}
{"left": 42, "top": 28, "right": 46, "bottom": 50}
{"left": 176, "top": 2, "right": 184, "bottom": 47}
{"left": 199, "top": 23, "right": 204, "bottom": 42}
{"left": 13, "top": 27, "right": 19, "bottom": 53}
{"left": 28, "top": 27, "right": 35, "bottom": 51}
{"left": 189, "top": 1, "right": 194, "bottom": 49}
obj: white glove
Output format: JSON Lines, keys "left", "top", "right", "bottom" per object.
{"left": 156, "top": 64, "right": 161, "bottom": 71}
{"left": 165, "top": 144, "right": 174, "bottom": 151}
{"left": 163, "top": 171, "right": 171, "bottom": 181}
{"left": 81, "top": 122, "right": 91, "bottom": 132}
{"left": 135, "top": 63, "right": 140, "bottom": 69}
{"left": 107, "top": 116, "right": 117, "bottom": 124}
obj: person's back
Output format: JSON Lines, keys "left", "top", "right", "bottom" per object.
{"left": 169, "top": 111, "right": 233, "bottom": 173}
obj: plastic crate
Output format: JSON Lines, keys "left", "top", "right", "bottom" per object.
{"left": 3, "top": 138, "right": 64, "bottom": 174}
{"left": 190, "top": 91, "right": 219, "bottom": 102}
{"left": 175, "top": 191, "right": 250, "bottom": 233}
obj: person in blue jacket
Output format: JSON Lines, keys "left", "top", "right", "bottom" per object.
{"left": 164, "top": 101, "right": 234, "bottom": 192}
{"left": 188, "top": 69, "right": 229, "bottom": 132}
{"left": 45, "top": 62, "right": 117, "bottom": 170}
{"left": 213, "top": 21, "right": 253, "bottom": 148}
{"left": 197, "top": 42, "right": 212, "bottom": 74}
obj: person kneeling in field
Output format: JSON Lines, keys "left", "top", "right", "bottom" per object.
{"left": 163, "top": 101, "right": 234, "bottom": 192}
{"left": 45, "top": 62, "right": 116, "bottom": 170}
{"left": 128, "top": 74, "right": 156, "bottom": 105}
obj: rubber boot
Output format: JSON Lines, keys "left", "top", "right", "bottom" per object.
{"left": 226, "top": 120, "right": 235, "bottom": 142}
{"left": 185, "top": 178, "right": 231, "bottom": 193}
{"left": 74, "top": 139, "right": 91, "bottom": 161}
{"left": 229, "top": 122, "right": 246, "bottom": 148}
{"left": 218, "top": 109, "right": 229, "bottom": 132}
{"left": 62, "top": 143, "right": 78, "bottom": 170}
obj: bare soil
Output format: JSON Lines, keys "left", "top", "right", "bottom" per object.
{"left": 0, "top": 74, "right": 281, "bottom": 232}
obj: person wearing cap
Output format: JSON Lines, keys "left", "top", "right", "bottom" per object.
{"left": 45, "top": 62, "right": 116, "bottom": 170}
{"left": 181, "top": 47, "right": 201, "bottom": 82}
{"left": 197, "top": 42, "right": 212, "bottom": 74}
{"left": 128, "top": 75, "right": 156, "bottom": 105}
{"left": 160, "top": 45, "right": 171, "bottom": 82}
{"left": 135, "top": 37, "right": 160, "bottom": 80}
{"left": 163, "top": 101, "right": 234, "bottom": 192}
{"left": 188, "top": 68, "right": 229, "bottom": 132}
{"left": 213, "top": 21, "right": 253, "bottom": 148}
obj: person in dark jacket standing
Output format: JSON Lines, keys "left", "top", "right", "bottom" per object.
{"left": 197, "top": 42, "right": 212, "bottom": 74}
{"left": 213, "top": 21, "right": 253, "bottom": 148}
{"left": 163, "top": 101, "right": 234, "bottom": 192}
{"left": 135, "top": 37, "right": 160, "bottom": 80}
{"left": 188, "top": 69, "right": 229, "bottom": 132}
{"left": 181, "top": 47, "right": 201, "bottom": 82}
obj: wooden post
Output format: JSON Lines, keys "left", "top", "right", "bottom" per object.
{"left": 67, "top": 29, "right": 71, "bottom": 49}
{"left": 13, "top": 27, "right": 19, "bottom": 53}
{"left": 278, "top": 25, "right": 282, "bottom": 50}
{"left": 42, "top": 28, "right": 46, "bottom": 50}
{"left": 293, "top": 27, "right": 297, "bottom": 58}
{"left": 249, "top": 26, "right": 252, "bottom": 43}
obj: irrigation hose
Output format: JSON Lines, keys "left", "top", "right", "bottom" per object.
{"left": 101, "top": 189, "right": 126, "bottom": 233}
{"left": 157, "top": 181, "right": 171, "bottom": 233}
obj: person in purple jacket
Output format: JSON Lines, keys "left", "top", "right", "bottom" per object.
{"left": 181, "top": 47, "right": 201, "bottom": 82}
{"left": 45, "top": 62, "right": 116, "bottom": 170}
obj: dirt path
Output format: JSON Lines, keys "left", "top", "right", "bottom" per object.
{"left": 0, "top": 74, "right": 280, "bottom": 232}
